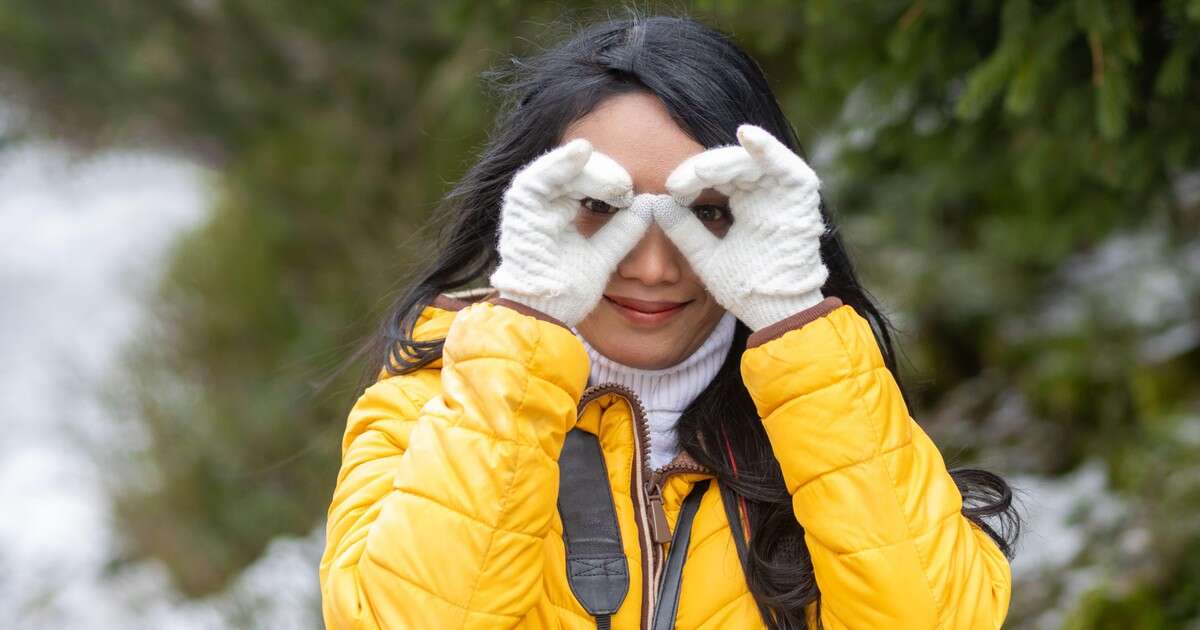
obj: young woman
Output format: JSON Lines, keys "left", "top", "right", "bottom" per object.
{"left": 320, "top": 14, "right": 1018, "bottom": 630}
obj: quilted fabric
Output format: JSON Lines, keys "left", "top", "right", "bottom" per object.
{"left": 319, "top": 297, "right": 1011, "bottom": 629}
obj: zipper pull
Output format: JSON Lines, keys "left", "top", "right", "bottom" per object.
{"left": 647, "top": 480, "right": 671, "bottom": 544}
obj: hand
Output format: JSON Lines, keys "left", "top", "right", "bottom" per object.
{"left": 489, "top": 139, "right": 650, "bottom": 327}
{"left": 656, "top": 124, "right": 829, "bottom": 331}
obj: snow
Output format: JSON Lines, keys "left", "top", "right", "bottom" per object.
{"left": 1009, "top": 461, "right": 1127, "bottom": 629}
{"left": 0, "top": 140, "right": 322, "bottom": 629}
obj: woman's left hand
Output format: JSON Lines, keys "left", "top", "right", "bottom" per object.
{"left": 656, "top": 124, "right": 829, "bottom": 331}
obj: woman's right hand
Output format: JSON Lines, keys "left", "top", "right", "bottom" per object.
{"left": 489, "top": 138, "right": 650, "bottom": 327}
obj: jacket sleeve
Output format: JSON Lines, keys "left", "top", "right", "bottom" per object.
{"left": 740, "top": 298, "right": 1012, "bottom": 629}
{"left": 319, "top": 301, "right": 588, "bottom": 629}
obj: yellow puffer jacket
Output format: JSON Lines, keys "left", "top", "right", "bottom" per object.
{"left": 319, "top": 293, "right": 1011, "bottom": 629}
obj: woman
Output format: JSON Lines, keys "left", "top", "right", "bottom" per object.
{"left": 320, "top": 14, "right": 1018, "bottom": 630}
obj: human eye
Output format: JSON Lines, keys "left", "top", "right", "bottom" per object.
{"left": 691, "top": 204, "right": 730, "bottom": 223}
{"left": 581, "top": 197, "right": 619, "bottom": 215}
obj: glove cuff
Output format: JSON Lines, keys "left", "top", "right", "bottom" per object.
{"left": 488, "top": 296, "right": 571, "bottom": 330}
{"left": 496, "top": 290, "right": 589, "bottom": 329}
{"left": 739, "top": 290, "right": 826, "bottom": 331}
{"left": 746, "top": 295, "right": 845, "bottom": 348}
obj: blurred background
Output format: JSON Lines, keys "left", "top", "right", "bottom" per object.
{"left": 0, "top": 1, "right": 1197, "bottom": 628}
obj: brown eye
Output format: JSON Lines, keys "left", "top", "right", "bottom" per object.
{"left": 692, "top": 204, "right": 730, "bottom": 223}
{"left": 581, "top": 198, "right": 618, "bottom": 215}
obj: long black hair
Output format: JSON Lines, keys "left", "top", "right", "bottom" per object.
{"left": 365, "top": 13, "right": 1020, "bottom": 629}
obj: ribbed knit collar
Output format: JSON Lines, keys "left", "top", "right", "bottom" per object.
{"left": 575, "top": 311, "right": 737, "bottom": 470}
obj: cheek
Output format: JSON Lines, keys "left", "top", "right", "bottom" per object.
{"left": 673, "top": 252, "right": 705, "bottom": 290}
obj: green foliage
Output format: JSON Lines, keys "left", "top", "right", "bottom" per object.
{"left": 1066, "top": 586, "right": 1169, "bottom": 630}
{"left": 1, "top": 0, "right": 1198, "bottom": 625}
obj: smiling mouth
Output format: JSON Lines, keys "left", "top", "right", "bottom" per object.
{"left": 603, "top": 295, "right": 692, "bottom": 325}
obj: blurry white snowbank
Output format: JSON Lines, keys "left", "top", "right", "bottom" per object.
{"left": 1009, "top": 460, "right": 1133, "bottom": 630}
{"left": 0, "top": 140, "right": 321, "bottom": 629}
{"left": 1018, "top": 229, "right": 1200, "bottom": 361}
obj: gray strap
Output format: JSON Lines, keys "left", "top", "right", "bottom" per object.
{"left": 651, "top": 479, "right": 711, "bottom": 630}
{"left": 558, "top": 428, "right": 629, "bottom": 618}
{"left": 718, "top": 481, "right": 775, "bottom": 627}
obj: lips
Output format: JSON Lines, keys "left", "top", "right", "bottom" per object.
{"left": 603, "top": 295, "right": 692, "bottom": 326}
{"left": 605, "top": 295, "right": 689, "bottom": 313}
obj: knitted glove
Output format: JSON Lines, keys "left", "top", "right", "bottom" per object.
{"left": 489, "top": 138, "right": 650, "bottom": 327}
{"left": 657, "top": 124, "right": 829, "bottom": 331}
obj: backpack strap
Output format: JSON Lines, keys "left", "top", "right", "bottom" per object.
{"left": 718, "top": 480, "right": 776, "bottom": 627}
{"left": 651, "top": 478, "right": 710, "bottom": 630}
{"left": 558, "top": 428, "right": 629, "bottom": 628}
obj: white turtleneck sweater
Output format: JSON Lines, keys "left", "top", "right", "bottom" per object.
{"left": 575, "top": 312, "right": 737, "bottom": 470}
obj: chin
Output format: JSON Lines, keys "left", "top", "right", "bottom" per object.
{"left": 590, "top": 337, "right": 687, "bottom": 370}
{"left": 618, "top": 341, "right": 688, "bottom": 370}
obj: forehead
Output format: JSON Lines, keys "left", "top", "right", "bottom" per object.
{"left": 562, "top": 91, "right": 706, "bottom": 194}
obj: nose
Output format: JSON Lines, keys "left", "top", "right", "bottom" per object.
{"left": 616, "top": 194, "right": 682, "bottom": 286}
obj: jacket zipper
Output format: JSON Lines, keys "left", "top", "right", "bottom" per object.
{"left": 576, "top": 383, "right": 713, "bottom": 630}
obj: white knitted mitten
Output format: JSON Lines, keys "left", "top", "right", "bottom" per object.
{"left": 657, "top": 124, "right": 829, "bottom": 331}
{"left": 489, "top": 139, "right": 651, "bottom": 327}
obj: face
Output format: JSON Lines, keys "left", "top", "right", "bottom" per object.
{"left": 565, "top": 91, "right": 732, "bottom": 369}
